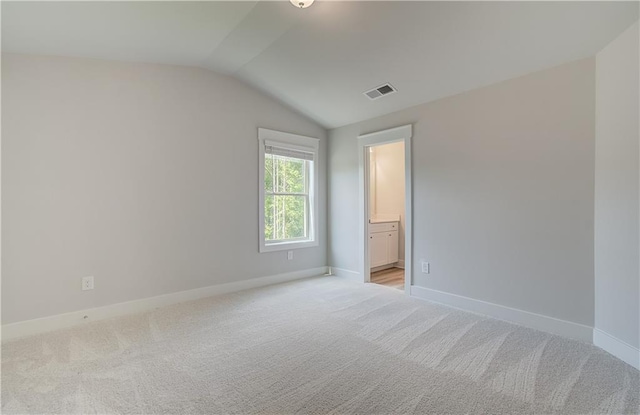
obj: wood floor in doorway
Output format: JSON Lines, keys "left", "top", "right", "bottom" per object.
{"left": 371, "top": 267, "right": 404, "bottom": 290}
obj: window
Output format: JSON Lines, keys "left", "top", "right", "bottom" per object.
{"left": 258, "top": 128, "right": 319, "bottom": 252}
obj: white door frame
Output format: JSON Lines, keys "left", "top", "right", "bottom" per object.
{"left": 358, "top": 125, "right": 413, "bottom": 294}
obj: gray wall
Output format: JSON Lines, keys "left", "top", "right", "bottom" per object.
{"left": 329, "top": 58, "right": 596, "bottom": 326}
{"left": 2, "top": 53, "right": 327, "bottom": 324}
{"left": 594, "top": 22, "right": 639, "bottom": 348}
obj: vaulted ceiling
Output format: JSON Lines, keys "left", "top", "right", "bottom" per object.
{"left": 3, "top": 1, "right": 638, "bottom": 128}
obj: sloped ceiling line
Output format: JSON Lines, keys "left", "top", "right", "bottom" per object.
{"left": 2, "top": 1, "right": 638, "bottom": 129}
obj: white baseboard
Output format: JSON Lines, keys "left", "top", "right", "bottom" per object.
{"left": 593, "top": 328, "right": 640, "bottom": 370}
{"left": 410, "top": 285, "right": 593, "bottom": 342}
{"left": 371, "top": 262, "right": 404, "bottom": 272}
{"left": 370, "top": 264, "right": 395, "bottom": 273}
{"left": 330, "top": 267, "right": 361, "bottom": 281}
{"left": 2, "top": 266, "right": 328, "bottom": 343}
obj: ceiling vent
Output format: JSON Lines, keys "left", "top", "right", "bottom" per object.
{"left": 364, "top": 83, "right": 397, "bottom": 100}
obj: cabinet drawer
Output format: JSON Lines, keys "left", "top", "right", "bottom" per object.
{"left": 369, "top": 221, "right": 398, "bottom": 233}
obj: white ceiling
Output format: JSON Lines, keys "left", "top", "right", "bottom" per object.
{"left": 3, "top": 1, "right": 638, "bottom": 128}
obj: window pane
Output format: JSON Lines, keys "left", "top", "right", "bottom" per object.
{"left": 266, "top": 155, "right": 306, "bottom": 194}
{"left": 265, "top": 194, "right": 308, "bottom": 241}
{"left": 264, "top": 154, "right": 274, "bottom": 192}
{"left": 264, "top": 192, "right": 275, "bottom": 240}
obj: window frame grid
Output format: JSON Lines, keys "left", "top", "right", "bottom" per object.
{"left": 264, "top": 156, "right": 310, "bottom": 243}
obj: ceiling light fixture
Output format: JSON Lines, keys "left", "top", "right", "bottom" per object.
{"left": 290, "top": 0, "right": 314, "bottom": 9}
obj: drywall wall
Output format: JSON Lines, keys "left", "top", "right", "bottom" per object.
{"left": 594, "top": 21, "right": 639, "bottom": 349}
{"left": 2, "top": 53, "right": 327, "bottom": 324}
{"left": 329, "top": 58, "right": 595, "bottom": 326}
{"left": 371, "top": 142, "right": 405, "bottom": 262}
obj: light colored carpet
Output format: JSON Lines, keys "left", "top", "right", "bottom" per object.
{"left": 2, "top": 276, "right": 638, "bottom": 414}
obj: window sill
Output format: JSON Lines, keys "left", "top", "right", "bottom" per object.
{"left": 260, "top": 239, "right": 318, "bottom": 253}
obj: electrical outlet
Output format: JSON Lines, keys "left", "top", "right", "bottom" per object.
{"left": 287, "top": 251, "right": 294, "bottom": 260}
{"left": 421, "top": 262, "right": 430, "bottom": 274}
{"left": 82, "top": 276, "right": 94, "bottom": 291}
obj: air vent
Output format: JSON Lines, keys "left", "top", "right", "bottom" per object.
{"left": 364, "top": 83, "right": 397, "bottom": 100}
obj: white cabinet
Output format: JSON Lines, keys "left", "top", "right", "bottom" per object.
{"left": 370, "top": 232, "right": 389, "bottom": 267}
{"left": 388, "top": 229, "right": 399, "bottom": 264}
{"left": 369, "top": 221, "right": 399, "bottom": 267}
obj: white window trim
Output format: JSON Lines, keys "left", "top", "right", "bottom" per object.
{"left": 258, "top": 128, "right": 319, "bottom": 253}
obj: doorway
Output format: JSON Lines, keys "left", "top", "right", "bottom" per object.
{"left": 368, "top": 141, "right": 405, "bottom": 290}
{"left": 358, "top": 125, "right": 412, "bottom": 294}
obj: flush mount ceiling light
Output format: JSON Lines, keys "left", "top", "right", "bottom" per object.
{"left": 290, "top": 0, "right": 314, "bottom": 8}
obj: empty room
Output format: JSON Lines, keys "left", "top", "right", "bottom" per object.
{"left": 1, "top": 1, "right": 639, "bottom": 414}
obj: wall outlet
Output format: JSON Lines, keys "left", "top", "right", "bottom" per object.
{"left": 287, "top": 251, "right": 294, "bottom": 260}
{"left": 82, "top": 276, "right": 94, "bottom": 291}
{"left": 421, "top": 262, "right": 430, "bottom": 274}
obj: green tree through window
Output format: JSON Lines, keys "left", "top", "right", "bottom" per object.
{"left": 264, "top": 154, "right": 310, "bottom": 241}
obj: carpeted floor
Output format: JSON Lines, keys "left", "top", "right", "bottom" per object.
{"left": 2, "top": 276, "right": 639, "bottom": 414}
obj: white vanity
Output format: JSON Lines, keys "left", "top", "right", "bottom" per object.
{"left": 369, "top": 215, "right": 400, "bottom": 268}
